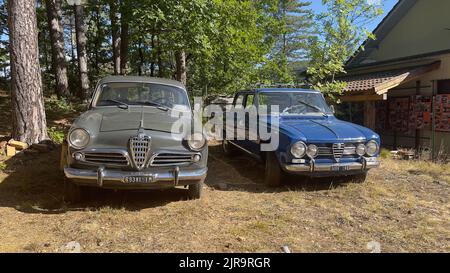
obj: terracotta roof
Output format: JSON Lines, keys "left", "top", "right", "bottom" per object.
{"left": 339, "top": 61, "right": 441, "bottom": 95}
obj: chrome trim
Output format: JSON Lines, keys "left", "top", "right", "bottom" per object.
{"left": 332, "top": 143, "right": 345, "bottom": 161}
{"left": 64, "top": 167, "right": 207, "bottom": 185}
{"left": 283, "top": 159, "right": 380, "bottom": 173}
{"left": 149, "top": 152, "right": 201, "bottom": 166}
{"left": 73, "top": 149, "right": 131, "bottom": 167}
{"left": 129, "top": 134, "right": 152, "bottom": 170}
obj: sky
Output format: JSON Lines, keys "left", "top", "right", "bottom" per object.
{"left": 309, "top": 0, "right": 399, "bottom": 32}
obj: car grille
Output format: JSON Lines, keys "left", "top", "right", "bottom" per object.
{"left": 332, "top": 143, "right": 345, "bottom": 160}
{"left": 150, "top": 153, "right": 196, "bottom": 166}
{"left": 83, "top": 152, "right": 129, "bottom": 167}
{"left": 317, "top": 144, "right": 359, "bottom": 159}
{"left": 129, "top": 135, "right": 152, "bottom": 170}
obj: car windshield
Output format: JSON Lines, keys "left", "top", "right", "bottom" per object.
{"left": 95, "top": 82, "right": 190, "bottom": 109}
{"left": 258, "top": 91, "right": 332, "bottom": 116}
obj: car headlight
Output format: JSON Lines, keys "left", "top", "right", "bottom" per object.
{"left": 68, "top": 128, "right": 90, "bottom": 149}
{"left": 187, "top": 133, "right": 206, "bottom": 151}
{"left": 291, "top": 141, "right": 306, "bottom": 158}
{"left": 356, "top": 144, "right": 366, "bottom": 156}
{"left": 366, "top": 140, "right": 379, "bottom": 157}
{"left": 306, "top": 144, "right": 318, "bottom": 158}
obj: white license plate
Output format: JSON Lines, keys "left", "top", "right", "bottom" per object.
{"left": 331, "top": 165, "right": 350, "bottom": 171}
{"left": 123, "top": 176, "right": 154, "bottom": 184}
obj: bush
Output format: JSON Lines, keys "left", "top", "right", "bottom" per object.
{"left": 48, "top": 127, "right": 65, "bottom": 144}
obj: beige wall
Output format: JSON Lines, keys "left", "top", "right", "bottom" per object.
{"left": 367, "top": 0, "right": 450, "bottom": 62}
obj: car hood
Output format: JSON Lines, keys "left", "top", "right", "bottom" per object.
{"left": 279, "top": 116, "right": 377, "bottom": 143}
{"left": 73, "top": 107, "right": 191, "bottom": 134}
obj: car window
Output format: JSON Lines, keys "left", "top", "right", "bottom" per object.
{"left": 234, "top": 94, "right": 245, "bottom": 108}
{"left": 95, "top": 82, "right": 189, "bottom": 109}
{"left": 258, "top": 92, "right": 332, "bottom": 115}
{"left": 245, "top": 94, "right": 254, "bottom": 108}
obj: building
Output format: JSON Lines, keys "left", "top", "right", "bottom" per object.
{"left": 338, "top": 0, "right": 450, "bottom": 156}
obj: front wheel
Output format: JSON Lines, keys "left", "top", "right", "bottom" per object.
{"left": 64, "top": 178, "right": 84, "bottom": 204}
{"left": 265, "top": 152, "right": 284, "bottom": 187}
{"left": 187, "top": 179, "right": 204, "bottom": 200}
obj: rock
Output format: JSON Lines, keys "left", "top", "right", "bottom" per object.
{"left": 8, "top": 139, "right": 28, "bottom": 150}
{"left": 215, "top": 183, "right": 228, "bottom": 190}
{"left": 281, "top": 246, "right": 291, "bottom": 253}
{"left": 6, "top": 145, "right": 16, "bottom": 157}
{"left": 39, "top": 139, "right": 56, "bottom": 150}
{"left": 23, "top": 149, "right": 40, "bottom": 155}
{"left": 31, "top": 143, "right": 52, "bottom": 153}
{"left": 60, "top": 241, "right": 81, "bottom": 253}
{"left": 366, "top": 241, "right": 381, "bottom": 253}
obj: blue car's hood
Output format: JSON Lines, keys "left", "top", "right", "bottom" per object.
{"left": 279, "top": 116, "right": 377, "bottom": 143}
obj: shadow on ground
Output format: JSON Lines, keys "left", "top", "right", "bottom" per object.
{"left": 0, "top": 142, "right": 353, "bottom": 215}
{"left": 0, "top": 148, "right": 192, "bottom": 214}
{"left": 206, "top": 144, "right": 352, "bottom": 193}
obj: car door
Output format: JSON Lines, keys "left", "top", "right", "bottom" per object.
{"left": 242, "top": 92, "right": 260, "bottom": 155}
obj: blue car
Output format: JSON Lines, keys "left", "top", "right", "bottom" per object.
{"left": 222, "top": 88, "right": 381, "bottom": 186}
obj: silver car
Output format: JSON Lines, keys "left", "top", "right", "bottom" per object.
{"left": 60, "top": 76, "right": 208, "bottom": 203}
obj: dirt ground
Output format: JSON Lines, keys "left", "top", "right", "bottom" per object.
{"left": 0, "top": 93, "right": 449, "bottom": 253}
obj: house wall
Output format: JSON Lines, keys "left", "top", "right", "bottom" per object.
{"left": 366, "top": 0, "right": 450, "bottom": 62}
{"left": 381, "top": 53, "right": 450, "bottom": 154}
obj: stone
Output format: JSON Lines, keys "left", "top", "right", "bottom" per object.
{"left": 6, "top": 145, "right": 16, "bottom": 157}
{"left": 7, "top": 139, "right": 28, "bottom": 150}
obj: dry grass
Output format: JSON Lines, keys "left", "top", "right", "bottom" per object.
{"left": 0, "top": 144, "right": 448, "bottom": 253}
{"left": 0, "top": 93, "right": 448, "bottom": 253}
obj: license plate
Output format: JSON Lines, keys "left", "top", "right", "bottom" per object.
{"left": 331, "top": 165, "right": 350, "bottom": 172}
{"left": 123, "top": 176, "right": 154, "bottom": 184}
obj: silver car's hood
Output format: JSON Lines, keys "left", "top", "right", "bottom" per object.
{"left": 74, "top": 106, "right": 191, "bottom": 134}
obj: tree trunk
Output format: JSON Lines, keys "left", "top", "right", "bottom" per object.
{"left": 150, "top": 34, "right": 155, "bottom": 77}
{"left": 45, "top": 0, "right": 69, "bottom": 99}
{"left": 175, "top": 50, "right": 187, "bottom": 86}
{"left": 138, "top": 38, "right": 144, "bottom": 76}
{"left": 109, "top": 0, "right": 120, "bottom": 75}
{"left": 74, "top": 4, "right": 90, "bottom": 100}
{"left": 7, "top": 0, "right": 48, "bottom": 144}
{"left": 119, "top": 7, "right": 129, "bottom": 75}
{"left": 157, "top": 35, "right": 164, "bottom": 77}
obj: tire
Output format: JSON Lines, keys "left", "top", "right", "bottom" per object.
{"left": 222, "top": 140, "right": 238, "bottom": 156}
{"left": 64, "top": 178, "right": 83, "bottom": 204}
{"left": 351, "top": 172, "right": 368, "bottom": 183}
{"left": 188, "top": 180, "right": 204, "bottom": 200}
{"left": 265, "top": 152, "right": 283, "bottom": 187}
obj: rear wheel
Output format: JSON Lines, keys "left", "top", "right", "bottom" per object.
{"left": 222, "top": 140, "right": 238, "bottom": 156}
{"left": 265, "top": 152, "right": 284, "bottom": 187}
{"left": 188, "top": 179, "right": 204, "bottom": 200}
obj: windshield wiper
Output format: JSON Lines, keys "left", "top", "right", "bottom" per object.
{"left": 139, "top": 101, "right": 170, "bottom": 111}
{"left": 296, "top": 100, "right": 327, "bottom": 116}
{"left": 104, "top": 99, "right": 129, "bottom": 109}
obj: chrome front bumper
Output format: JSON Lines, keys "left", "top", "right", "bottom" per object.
{"left": 283, "top": 158, "right": 380, "bottom": 174}
{"left": 64, "top": 166, "right": 207, "bottom": 189}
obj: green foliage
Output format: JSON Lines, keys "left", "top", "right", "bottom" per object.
{"left": 47, "top": 127, "right": 66, "bottom": 144}
{"left": 0, "top": 162, "right": 6, "bottom": 171}
{"left": 307, "top": 0, "right": 383, "bottom": 100}
{"left": 45, "top": 96, "right": 74, "bottom": 114}
{"left": 380, "top": 148, "right": 392, "bottom": 159}
{"left": 257, "top": 0, "right": 314, "bottom": 84}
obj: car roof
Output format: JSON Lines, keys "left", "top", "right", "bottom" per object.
{"left": 98, "top": 76, "right": 185, "bottom": 89}
{"left": 254, "top": 88, "right": 321, "bottom": 93}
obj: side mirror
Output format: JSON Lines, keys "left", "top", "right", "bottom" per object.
{"left": 330, "top": 105, "right": 336, "bottom": 114}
